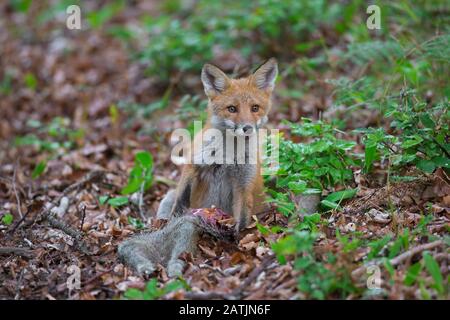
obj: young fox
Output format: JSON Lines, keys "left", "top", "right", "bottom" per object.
{"left": 160, "top": 58, "right": 278, "bottom": 232}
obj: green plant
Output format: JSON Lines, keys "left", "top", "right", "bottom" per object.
{"left": 118, "top": 89, "right": 171, "bottom": 135}
{"left": 9, "top": 0, "right": 32, "bottom": 13}
{"left": 32, "top": 160, "right": 47, "bottom": 179}
{"left": 423, "top": 251, "right": 445, "bottom": 296}
{"left": 273, "top": 230, "right": 357, "bottom": 299}
{"left": 361, "top": 93, "right": 449, "bottom": 174}
{"left": 267, "top": 119, "right": 360, "bottom": 215}
{"left": 24, "top": 72, "right": 37, "bottom": 90}
{"left": 124, "top": 278, "right": 188, "bottom": 300}
{"left": 107, "top": 196, "right": 129, "bottom": 208}
{"left": 127, "top": 217, "right": 145, "bottom": 229}
{"left": 176, "top": 95, "right": 208, "bottom": 136}
{"left": 0, "top": 72, "right": 13, "bottom": 95}
{"left": 86, "top": 0, "right": 124, "bottom": 29}
{"left": 121, "top": 151, "right": 154, "bottom": 195}
{"left": 15, "top": 117, "right": 84, "bottom": 152}
{"left": 1, "top": 213, "right": 14, "bottom": 226}
{"left": 120, "top": 0, "right": 355, "bottom": 82}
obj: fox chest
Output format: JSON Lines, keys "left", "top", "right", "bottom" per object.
{"left": 190, "top": 164, "right": 257, "bottom": 213}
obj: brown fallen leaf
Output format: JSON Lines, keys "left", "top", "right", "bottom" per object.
{"left": 198, "top": 244, "right": 216, "bottom": 258}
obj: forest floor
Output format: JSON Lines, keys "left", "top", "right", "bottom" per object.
{"left": 0, "top": 2, "right": 448, "bottom": 300}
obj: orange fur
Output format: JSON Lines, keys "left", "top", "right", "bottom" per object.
{"left": 170, "top": 59, "right": 278, "bottom": 231}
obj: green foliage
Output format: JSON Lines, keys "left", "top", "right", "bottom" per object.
{"left": 9, "top": 0, "right": 32, "bottom": 13}
{"left": 15, "top": 117, "right": 83, "bottom": 152}
{"left": 124, "top": 0, "right": 353, "bottom": 80}
{"left": 402, "top": 250, "right": 446, "bottom": 297}
{"left": 127, "top": 217, "right": 145, "bottom": 229}
{"left": 361, "top": 95, "right": 449, "bottom": 174}
{"left": 297, "top": 213, "right": 322, "bottom": 232}
{"left": 423, "top": 252, "right": 445, "bottom": 296}
{"left": 107, "top": 196, "right": 129, "bottom": 207}
{"left": 24, "top": 72, "right": 37, "bottom": 90}
{"left": 138, "top": 16, "right": 215, "bottom": 81}
{"left": 118, "top": 89, "right": 171, "bottom": 135}
{"left": 99, "top": 196, "right": 109, "bottom": 205}
{"left": 0, "top": 72, "right": 13, "bottom": 95}
{"left": 37, "top": 0, "right": 78, "bottom": 24}
{"left": 388, "top": 229, "right": 409, "bottom": 259}
{"left": 367, "top": 235, "right": 392, "bottom": 260}
{"left": 404, "top": 262, "right": 423, "bottom": 286}
{"left": 124, "top": 278, "right": 188, "bottom": 300}
{"left": 32, "top": 160, "right": 47, "bottom": 179}
{"left": 86, "top": 1, "right": 124, "bottom": 29}
{"left": 121, "top": 151, "right": 154, "bottom": 195}
{"left": 267, "top": 119, "right": 359, "bottom": 215}
{"left": 335, "top": 229, "right": 362, "bottom": 253}
{"left": 1, "top": 213, "right": 14, "bottom": 226}
{"left": 321, "top": 189, "right": 357, "bottom": 210}
{"left": 176, "top": 95, "right": 208, "bottom": 136}
{"left": 273, "top": 230, "right": 356, "bottom": 299}
{"left": 279, "top": 119, "right": 358, "bottom": 191}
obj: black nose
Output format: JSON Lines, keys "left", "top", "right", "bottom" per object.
{"left": 243, "top": 125, "right": 253, "bottom": 133}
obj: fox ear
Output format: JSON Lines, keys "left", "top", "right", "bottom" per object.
{"left": 201, "top": 64, "right": 230, "bottom": 97}
{"left": 251, "top": 58, "right": 278, "bottom": 91}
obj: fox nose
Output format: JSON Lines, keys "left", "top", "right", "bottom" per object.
{"left": 242, "top": 125, "right": 253, "bottom": 134}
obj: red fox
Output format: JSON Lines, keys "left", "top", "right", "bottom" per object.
{"left": 119, "top": 59, "right": 278, "bottom": 277}
{"left": 160, "top": 58, "right": 278, "bottom": 232}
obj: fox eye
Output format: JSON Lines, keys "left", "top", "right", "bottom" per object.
{"left": 251, "top": 105, "right": 260, "bottom": 112}
{"left": 227, "top": 106, "right": 237, "bottom": 113}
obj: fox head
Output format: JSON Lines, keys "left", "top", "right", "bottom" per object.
{"left": 201, "top": 58, "right": 278, "bottom": 136}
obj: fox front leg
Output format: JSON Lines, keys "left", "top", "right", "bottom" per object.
{"left": 156, "top": 189, "right": 176, "bottom": 220}
{"left": 232, "top": 184, "right": 253, "bottom": 234}
{"left": 171, "top": 178, "right": 192, "bottom": 217}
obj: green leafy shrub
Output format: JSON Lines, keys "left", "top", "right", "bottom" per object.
{"left": 361, "top": 94, "right": 449, "bottom": 174}
{"left": 125, "top": 0, "right": 352, "bottom": 81}
{"left": 15, "top": 117, "right": 84, "bottom": 152}
{"left": 272, "top": 229, "right": 357, "bottom": 299}
{"left": 121, "top": 151, "right": 154, "bottom": 195}
{"left": 267, "top": 119, "right": 360, "bottom": 215}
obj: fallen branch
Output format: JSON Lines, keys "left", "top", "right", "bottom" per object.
{"left": 352, "top": 240, "right": 444, "bottom": 279}
{"left": 39, "top": 171, "right": 105, "bottom": 255}
{"left": 0, "top": 247, "right": 34, "bottom": 258}
{"left": 389, "top": 240, "right": 444, "bottom": 266}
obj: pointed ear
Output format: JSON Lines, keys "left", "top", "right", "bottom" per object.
{"left": 251, "top": 58, "right": 278, "bottom": 91}
{"left": 201, "top": 64, "right": 230, "bottom": 98}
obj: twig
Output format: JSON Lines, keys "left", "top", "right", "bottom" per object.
{"left": 0, "top": 247, "right": 34, "bottom": 258}
{"left": 81, "top": 267, "right": 114, "bottom": 286}
{"left": 13, "top": 161, "right": 23, "bottom": 219}
{"left": 12, "top": 171, "right": 104, "bottom": 233}
{"left": 389, "top": 240, "right": 444, "bottom": 266}
{"left": 40, "top": 171, "right": 105, "bottom": 255}
{"left": 14, "top": 269, "right": 25, "bottom": 300}
{"left": 79, "top": 203, "right": 86, "bottom": 231}
{"left": 352, "top": 240, "right": 444, "bottom": 279}
{"left": 198, "top": 263, "right": 228, "bottom": 277}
